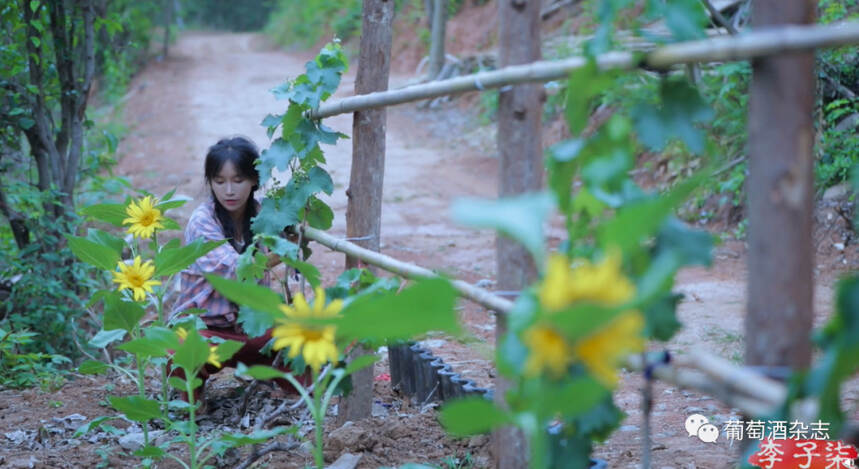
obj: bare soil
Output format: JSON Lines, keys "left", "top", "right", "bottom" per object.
{"left": 2, "top": 28, "right": 858, "bottom": 469}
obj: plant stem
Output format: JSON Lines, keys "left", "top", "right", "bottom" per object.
{"left": 185, "top": 373, "right": 198, "bottom": 469}
{"left": 136, "top": 355, "right": 150, "bottom": 447}
{"left": 312, "top": 369, "right": 324, "bottom": 469}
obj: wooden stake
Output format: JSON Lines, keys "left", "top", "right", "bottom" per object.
{"left": 338, "top": 0, "right": 395, "bottom": 424}
{"left": 428, "top": 0, "right": 447, "bottom": 79}
{"left": 493, "top": 0, "right": 542, "bottom": 467}
{"left": 744, "top": 0, "right": 815, "bottom": 369}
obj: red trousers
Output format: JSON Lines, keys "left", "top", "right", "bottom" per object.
{"left": 169, "top": 327, "right": 310, "bottom": 401}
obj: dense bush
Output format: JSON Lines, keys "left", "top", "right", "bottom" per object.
{"left": 181, "top": 0, "right": 276, "bottom": 31}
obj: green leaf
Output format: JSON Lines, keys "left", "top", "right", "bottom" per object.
{"left": 172, "top": 328, "right": 212, "bottom": 372}
{"left": 597, "top": 176, "right": 700, "bottom": 254}
{"left": 451, "top": 192, "right": 554, "bottom": 265}
{"left": 66, "top": 235, "right": 121, "bottom": 270}
{"left": 103, "top": 293, "right": 146, "bottom": 332}
{"left": 632, "top": 77, "right": 714, "bottom": 153}
{"left": 168, "top": 376, "right": 187, "bottom": 391}
{"left": 155, "top": 199, "right": 186, "bottom": 212}
{"left": 237, "top": 364, "right": 286, "bottom": 380}
{"left": 215, "top": 340, "right": 243, "bottom": 363}
{"left": 79, "top": 203, "right": 128, "bottom": 227}
{"left": 219, "top": 427, "right": 294, "bottom": 446}
{"left": 85, "top": 229, "right": 125, "bottom": 256}
{"left": 345, "top": 354, "right": 379, "bottom": 375}
{"left": 205, "top": 274, "right": 283, "bottom": 315}
{"left": 154, "top": 239, "right": 224, "bottom": 277}
{"left": 304, "top": 196, "right": 334, "bottom": 230}
{"left": 337, "top": 278, "right": 460, "bottom": 342}
{"left": 237, "top": 306, "right": 279, "bottom": 338}
{"left": 253, "top": 168, "right": 334, "bottom": 235}
{"left": 134, "top": 445, "right": 165, "bottom": 458}
{"left": 538, "top": 378, "right": 608, "bottom": 417}
{"left": 282, "top": 257, "right": 321, "bottom": 288}
{"left": 78, "top": 360, "right": 109, "bottom": 375}
{"left": 663, "top": 0, "right": 707, "bottom": 41}
{"left": 439, "top": 397, "right": 510, "bottom": 436}
{"left": 564, "top": 60, "right": 617, "bottom": 135}
{"left": 118, "top": 337, "right": 169, "bottom": 358}
{"left": 237, "top": 247, "right": 267, "bottom": 282}
{"left": 642, "top": 293, "right": 682, "bottom": 341}
{"left": 74, "top": 416, "right": 113, "bottom": 437}
{"left": 88, "top": 329, "right": 126, "bottom": 348}
{"left": 108, "top": 396, "right": 162, "bottom": 422}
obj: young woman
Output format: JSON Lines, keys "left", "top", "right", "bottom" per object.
{"left": 171, "top": 136, "right": 296, "bottom": 407}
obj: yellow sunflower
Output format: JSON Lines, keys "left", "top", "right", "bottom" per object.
{"left": 272, "top": 287, "right": 342, "bottom": 373}
{"left": 122, "top": 195, "right": 165, "bottom": 239}
{"left": 537, "top": 249, "right": 635, "bottom": 312}
{"left": 523, "top": 325, "right": 574, "bottom": 377}
{"left": 207, "top": 346, "right": 222, "bottom": 368}
{"left": 573, "top": 311, "right": 645, "bottom": 387}
{"left": 112, "top": 256, "right": 161, "bottom": 302}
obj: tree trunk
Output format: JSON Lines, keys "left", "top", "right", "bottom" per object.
{"left": 745, "top": 0, "right": 815, "bottom": 369}
{"left": 493, "top": 0, "right": 543, "bottom": 468}
{"left": 340, "top": 0, "right": 394, "bottom": 424}
{"left": 0, "top": 181, "right": 30, "bottom": 250}
{"left": 428, "top": 0, "right": 447, "bottom": 79}
{"left": 163, "top": 0, "right": 171, "bottom": 58}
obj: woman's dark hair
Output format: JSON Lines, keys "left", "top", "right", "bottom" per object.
{"left": 204, "top": 136, "right": 260, "bottom": 253}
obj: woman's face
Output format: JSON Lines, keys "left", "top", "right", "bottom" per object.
{"left": 210, "top": 161, "right": 255, "bottom": 218}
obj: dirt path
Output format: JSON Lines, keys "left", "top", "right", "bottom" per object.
{"left": 2, "top": 31, "right": 854, "bottom": 468}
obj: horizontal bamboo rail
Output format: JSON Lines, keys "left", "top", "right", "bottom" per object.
{"left": 303, "top": 226, "right": 515, "bottom": 313}
{"left": 310, "top": 21, "right": 859, "bottom": 119}
{"left": 301, "top": 226, "right": 792, "bottom": 417}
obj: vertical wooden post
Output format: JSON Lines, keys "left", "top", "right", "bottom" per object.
{"left": 493, "top": 0, "right": 542, "bottom": 468}
{"left": 428, "top": 0, "right": 447, "bottom": 79}
{"left": 745, "top": 0, "right": 815, "bottom": 369}
{"left": 339, "top": 0, "right": 394, "bottom": 423}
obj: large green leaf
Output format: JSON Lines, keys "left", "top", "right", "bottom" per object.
{"left": 663, "top": 0, "right": 707, "bottom": 41}
{"left": 632, "top": 77, "right": 714, "bottom": 153}
{"left": 103, "top": 293, "right": 146, "bottom": 332}
{"left": 154, "top": 239, "right": 225, "bottom": 277}
{"left": 214, "top": 340, "right": 243, "bottom": 364}
{"left": 204, "top": 274, "right": 283, "bottom": 316}
{"left": 252, "top": 167, "right": 334, "bottom": 235}
{"left": 537, "top": 378, "right": 608, "bottom": 417}
{"left": 85, "top": 228, "right": 125, "bottom": 257}
{"left": 118, "top": 337, "right": 169, "bottom": 358}
{"left": 564, "top": 60, "right": 617, "bottom": 135}
{"left": 88, "top": 329, "right": 126, "bottom": 348}
{"left": 66, "top": 235, "right": 120, "bottom": 270}
{"left": 236, "top": 247, "right": 267, "bottom": 282}
{"left": 172, "top": 328, "right": 211, "bottom": 372}
{"left": 451, "top": 192, "right": 554, "bottom": 265}
{"left": 304, "top": 196, "right": 334, "bottom": 230}
{"left": 597, "top": 176, "right": 700, "bottom": 254}
{"left": 337, "top": 278, "right": 460, "bottom": 342}
{"left": 237, "top": 306, "right": 279, "bottom": 338}
{"left": 235, "top": 363, "right": 286, "bottom": 380}
{"left": 439, "top": 397, "right": 511, "bottom": 436}
{"left": 79, "top": 203, "right": 128, "bottom": 227}
{"left": 108, "top": 396, "right": 162, "bottom": 423}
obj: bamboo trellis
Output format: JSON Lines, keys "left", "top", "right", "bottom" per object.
{"left": 302, "top": 21, "right": 859, "bottom": 421}
{"left": 310, "top": 21, "right": 859, "bottom": 119}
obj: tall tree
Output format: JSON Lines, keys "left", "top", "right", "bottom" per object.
{"left": 745, "top": 0, "right": 815, "bottom": 368}
{"left": 493, "top": 0, "right": 543, "bottom": 467}
{"left": 1, "top": 0, "right": 97, "bottom": 227}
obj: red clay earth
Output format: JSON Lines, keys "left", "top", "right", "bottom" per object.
{"left": 2, "top": 30, "right": 858, "bottom": 469}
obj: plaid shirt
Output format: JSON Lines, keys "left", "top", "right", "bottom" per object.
{"left": 171, "top": 199, "right": 270, "bottom": 328}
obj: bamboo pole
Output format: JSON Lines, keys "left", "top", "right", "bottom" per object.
{"left": 310, "top": 21, "right": 859, "bottom": 119}
{"left": 302, "top": 226, "right": 515, "bottom": 313}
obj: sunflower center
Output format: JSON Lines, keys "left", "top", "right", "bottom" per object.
{"left": 127, "top": 273, "right": 144, "bottom": 288}
{"left": 302, "top": 329, "right": 324, "bottom": 341}
{"left": 140, "top": 213, "right": 155, "bottom": 226}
